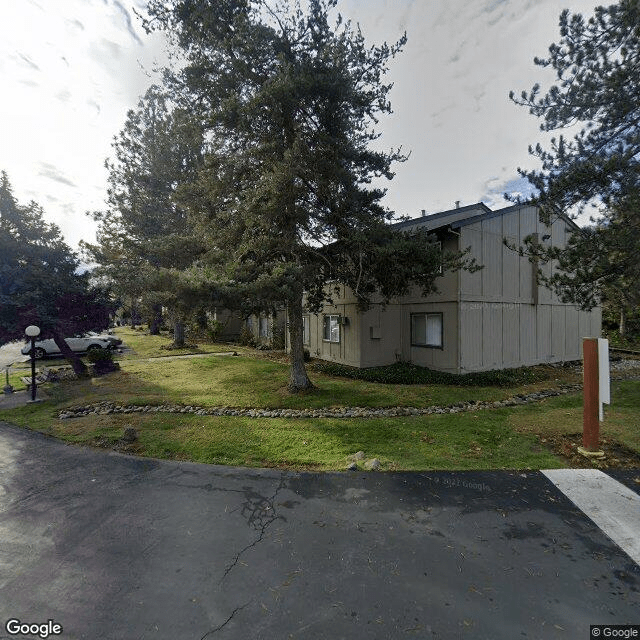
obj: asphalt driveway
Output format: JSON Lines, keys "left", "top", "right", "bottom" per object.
{"left": 0, "top": 421, "right": 638, "bottom": 640}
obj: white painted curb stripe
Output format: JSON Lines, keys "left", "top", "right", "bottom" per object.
{"left": 542, "top": 469, "right": 640, "bottom": 565}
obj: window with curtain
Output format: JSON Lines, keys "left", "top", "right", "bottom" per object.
{"left": 323, "top": 315, "right": 340, "bottom": 342}
{"left": 411, "top": 312, "right": 443, "bottom": 348}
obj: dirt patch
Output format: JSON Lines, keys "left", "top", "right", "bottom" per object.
{"left": 91, "top": 435, "right": 144, "bottom": 455}
{"left": 539, "top": 433, "right": 640, "bottom": 470}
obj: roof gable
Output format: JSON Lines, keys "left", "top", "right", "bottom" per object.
{"left": 392, "top": 202, "right": 491, "bottom": 233}
{"left": 449, "top": 203, "right": 580, "bottom": 232}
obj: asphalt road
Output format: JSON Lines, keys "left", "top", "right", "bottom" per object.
{"left": 0, "top": 421, "right": 638, "bottom": 640}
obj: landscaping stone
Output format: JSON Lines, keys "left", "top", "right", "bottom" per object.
{"left": 364, "top": 458, "right": 381, "bottom": 471}
{"left": 122, "top": 427, "right": 138, "bottom": 443}
{"left": 52, "top": 371, "right": 636, "bottom": 422}
{"left": 348, "top": 451, "right": 366, "bottom": 461}
{"left": 346, "top": 462, "right": 358, "bottom": 471}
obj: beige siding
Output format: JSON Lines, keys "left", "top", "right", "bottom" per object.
{"left": 481, "top": 217, "right": 503, "bottom": 299}
{"left": 460, "top": 303, "right": 483, "bottom": 371}
{"left": 519, "top": 304, "right": 537, "bottom": 364}
{"left": 359, "top": 305, "right": 403, "bottom": 368}
{"left": 296, "top": 203, "right": 601, "bottom": 373}
{"left": 482, "top": 303, "right": 503, "bottom": 368}
{"left": 565, "top": 306, "right": 580, "bottom": 357}
{"left": 502, "top": 304, "right": 520, "bottom": 367}
{"left": 458, "top": 206, "right": 601, "bottom": 371}
{"left": 551, "top": 306, "right": 566, "bottom": 360}
{"left": 460, "top": 228, "right": 483, "bottom": 297}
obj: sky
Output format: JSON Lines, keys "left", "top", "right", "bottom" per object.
{"left": 0, "top": 0, "right": 601, "bottom": 252}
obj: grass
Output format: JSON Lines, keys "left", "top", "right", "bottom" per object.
{"left": 0, "top": 399, "right": 563, "bottom": 471}
{"left": 113, "top": 326, "right": 250, "bottom": 359}
{"left": 509, "top": 380, "right": 640, "bottom": 454}
{"left": 0, "top": 327, "right": 638, "bottom": 471}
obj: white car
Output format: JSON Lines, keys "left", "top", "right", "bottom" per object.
{"left": 21, "top": 335, "right": 115, "bottom": 359}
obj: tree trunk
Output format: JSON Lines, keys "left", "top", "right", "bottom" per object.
{"left": 620, "top": 307, "right": 626, "bottom": 339}
{"left": 130, "top": 301, "right": 141, "bottom": 328}
{"left": 52, "top": 331, "right": 89, "bottom": 377}
{"left": 173, "top": 321, "right": 185, "bottom": 347}
{"left": 149, "top": 304, "right": 163, "bottom": 335}
{"left": 287, "top": 289, "right": 314, "bottom": 393}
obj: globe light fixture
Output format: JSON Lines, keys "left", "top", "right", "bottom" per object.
{"left": 25, "top": 325, "right": 41, "bottom": 402}
{"left": 25, "top": 325, "right": 41, "bottom": 338}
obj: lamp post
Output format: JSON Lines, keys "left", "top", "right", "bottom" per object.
{"left": 25, "top": 325, "right": 40, "bottom": 402}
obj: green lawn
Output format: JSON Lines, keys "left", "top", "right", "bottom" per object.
{"left": 1, "top": 395, "right": 564, "bottom": 471}
{"left": 1, "top": 328, "right": 638, "bottom": 471}
{"left": 509, "top": 380, "right": 640, "bottom": 455}
{"left": 114, "top": 326, "right": 250, "bottom": 359}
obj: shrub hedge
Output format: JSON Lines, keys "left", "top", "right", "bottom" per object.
{"left": 310, "top": 361, "right": 548, "bottom": 387}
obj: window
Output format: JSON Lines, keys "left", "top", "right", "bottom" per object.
{"left": 323, "top": 315, "right": 340, "bottom": 343}
{"left": 302, "top": 315, "right": 310, "bottom": 345}
{"left": 259, "top": 316, "right": 269, "bottom": 338}
{"left": 246, "top": 316, "right": 254, "bottom": 331}
{"left": 411, "top": 312, "right": 443, "bottom": 348}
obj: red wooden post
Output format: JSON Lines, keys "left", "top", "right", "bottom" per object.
{"left": 582, "top": 338, "right": 600, "bottom": 451}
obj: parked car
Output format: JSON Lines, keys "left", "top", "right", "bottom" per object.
{"left": 87, "top": 332, "right": 123, "bottom": 349}
{"left": 21, "top": 334, "right": 119, "bottom": 359}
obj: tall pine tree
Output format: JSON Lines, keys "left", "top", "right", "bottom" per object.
{"left": 510, "top": 0, "right": 640, "bottom": 321}
{"left": 144, "top": 0, "right": 474, "bottom": 391}
{"left": 83, "top": 85, "right": 207, "bottom": 345}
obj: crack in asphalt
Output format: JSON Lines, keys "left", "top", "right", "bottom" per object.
{"left": 220, "top": 476, "right": 286, "bottom": 583}
{"left": 199, "top": 601, "right": 250, "bottom": 640}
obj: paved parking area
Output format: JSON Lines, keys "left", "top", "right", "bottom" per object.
{"left": 0, "top": 421, "right": 638, "bottom": 640}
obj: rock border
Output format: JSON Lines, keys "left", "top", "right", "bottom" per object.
{"left": 58, "top": 383, "right": 586, "bottom": 420}
{"left": 55, "top": 371, "right": 640, "bottom": 421}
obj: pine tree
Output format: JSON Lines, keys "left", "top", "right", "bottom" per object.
{"left": 0, "top": 172, "right": 113, "bottom": 375}
{"left": 510, "top": 0, "right": 640, "bottom": 317}
{"left": 83, "top": 85, "right": 207, "bottom": 346}
{"left": 144, "top": 0, "right": 475, "bottom": 391}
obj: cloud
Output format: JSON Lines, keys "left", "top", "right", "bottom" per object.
{"left": 90, "top": 38, "right": 123, "bottom": 62}
{"left": 56, "top": 88, "right": 72, "bottom": 102}
{"left": 38, "top": 163, "right": 77, "bottom": 188}
{"left": 17, "top": 52, "right": 40, "bottom": 71}
{"left": 481, "top": 175, "right": 536, "bottom": 206}
{"left": 111, "top": 0, "right": 144, "bottom": 45}
{"left": 60, "top": 202, "right": 77, "bottom": 218}
{"left": 480, "top": 0, "right": 509, "bottom": 15}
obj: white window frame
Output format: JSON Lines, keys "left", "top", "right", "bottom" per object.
{"left": 323, "top": 315, "right": 340, "bottom": 343}
{"left": 302, "top": 315, "right": 310, "bottom": 345}
{"left": 411, "top": 312, "right": 443, "bottom": 349}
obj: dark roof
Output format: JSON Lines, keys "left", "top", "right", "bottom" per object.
{"left": 391, "top": 202, "right": 492, "bottom": 232}
{"left": 449, "top": 203, "right": 581, "bottom": 231}
{"left": 392, "top": 201, "right": 581, "bottom": 234}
